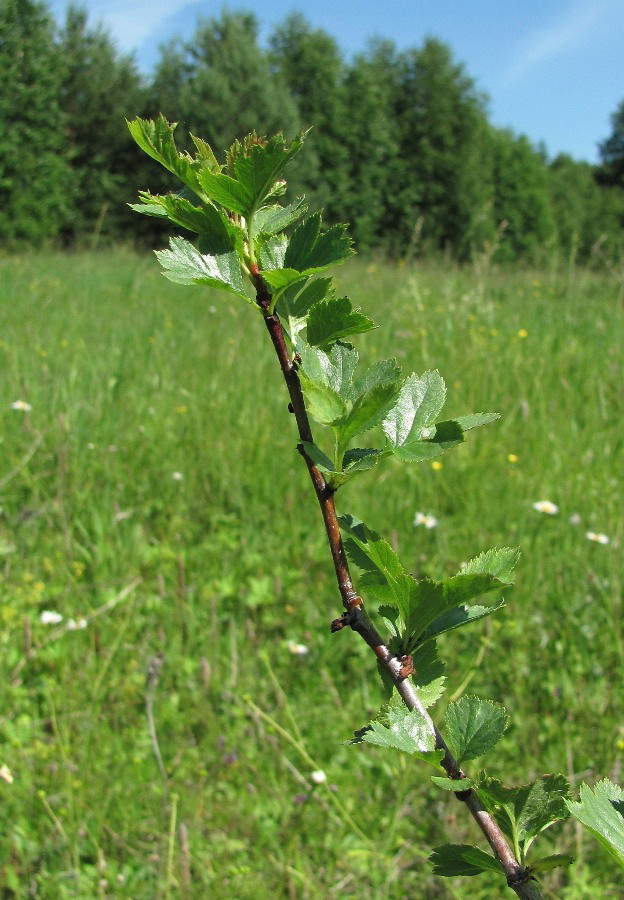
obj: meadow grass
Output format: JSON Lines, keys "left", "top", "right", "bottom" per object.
{"left": 0, "top": 250, "right": 622, "bottom": 898}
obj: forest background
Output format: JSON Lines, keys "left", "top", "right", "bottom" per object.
{"left": 2, "top": 0, "right": 624, "bottom": 264}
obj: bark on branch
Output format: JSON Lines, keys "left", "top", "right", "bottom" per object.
{"left": 255, "top": 281, "right": 543, "bottom": 899}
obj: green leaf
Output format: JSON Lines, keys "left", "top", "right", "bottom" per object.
{"left": 340, "top": 516, "right": 510, "bottom": 650}
{"left": 306, "top": 296, "right": 376, "bottom": 349}
{"left": 251, "top": 198, "right": 307, "bottom": 239}
{"left": 460, "top": 547, "right": 520, "bottom": 584}
{"left": 133, "top": 192, "right": 238, "bottom": 241}
{"left": 429, "top": 844, "right": 505, "bottom": 877}
{"left": 431, "top": 776, "right": 476, "bottom": 792}
{"left": 343, "top": 448, "right": 385, "bottom": 473}
{"left": 233, "top": 134, "right": 304, "bottom": 215}
{"left": 411, "top": 640, "right": 446, "bottom": 707}
{"left": 390, "top": 419, "right": 465, "bottom": 462}
{"left": 339, "top": 515, "right": 405, "bottom": 580}
{"left": 256, "top": 233, "right": 287, "bottom": 271}
{"left": 355, "top": 700, "right": 443, "bottom": 765}
{"left": 301, "top": 442, "right": 335, "bottom": 474}
{"left": 297, "top": 376, "right": 347, "bottom": 426}
{"left": 127, "top": 116, "right": 206, "bottom": 195}
{"left": 155, "top": 236, "right": 247, "bottom": 300}
{"left": 383, "top": 370, "right": 446, "bottom": 447}
{"left": 455, "top": 412, "right": 500, "bottom": 431}
{"left": 423, "top": 599, "right": 505, "bottom": 643}
{"left": 196, "top": 170, "right": 251, "bottom": 215}
{"left": 528, "top": 854, "right": 575, "bottom": 874}
{"left": 285, "top": 213, "right": 353, "bottom": 272}
{"left": 276, "top": 278, "right": 333, "bottom": 343}
{"left": 335, "top": 377, "right": 402, "bottom": 447}
{"left": 298, "top": 342, "right": 359, "bottom": 398}
{"left": 565, "top": 779, "right": 624, "bottom": 870}
{"left": 477, "top": 774, "right": 570, "bottom": 855}
{"left": 444, "top": 697, "right": 509, "bottom": 764}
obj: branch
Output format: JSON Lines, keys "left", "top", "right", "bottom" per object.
{"left": 254, "top": 279, "right": 543, "bottom": 899}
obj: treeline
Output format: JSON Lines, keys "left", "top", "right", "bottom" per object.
{"left": 2, "top": 0, "right": 624, "bottom": 263}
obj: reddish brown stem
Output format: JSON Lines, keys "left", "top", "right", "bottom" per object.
{"left": 254, "top": 280, "right": 542, "bottom": 899}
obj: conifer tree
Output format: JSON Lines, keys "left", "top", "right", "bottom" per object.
{"left": 0, "top": 0, "right": 67, "bottom": 244}
{"left": 269, "top": 14, "right": 350, "bottom": 221}
{"left": 58, "top": 5, "right": 147, "bottom": 244}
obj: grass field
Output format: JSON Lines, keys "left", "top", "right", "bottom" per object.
{"left": 0, "top": 250, "right": 622, "bottom": 898}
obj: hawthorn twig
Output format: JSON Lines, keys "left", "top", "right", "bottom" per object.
{"left": 254, "top": 279, "right": 543, "bottom": 899}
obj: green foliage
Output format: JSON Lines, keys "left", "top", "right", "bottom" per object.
{"left": 444, "top": 696, "right": 509, "bottom": 765}
{"left": 339, "top": 515, "right": 515, "bottom": 654}
{"left": 351, "top": 696, "right": 443, "bottom": 766}
{"left": 429, "top": 843, "right": 505, "bottom": 876}
{"left": 565, "top": 780, "right": 624, "bottom": 870}
{"left": 0, "top": 0, "right": 68, "bottom": 244}
{"left": 477, "top": 774, "right": 570, "bottom": 863}
{"left": 57, "top": 5, "right": 147, "bottom": 244}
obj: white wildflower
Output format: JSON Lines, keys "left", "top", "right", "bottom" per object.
{"left": 10, "top": 400, "right": 31, "bottom": 412}
{"left": 40, "top": 610, "right": 63, "bottom": 625}
{"left": 569, "top": 513, "right": 581, "bottom": 525}
{"left": 586, "top": 531, "right": 609, "bottom": 545}
{"left": 414, "top": 512, "right": 438, "bottom": 529}
{"left": 532, "top": 500, "right": 559, "bottom": 515}
{"left": 310, "top": 770, "right": 327, "bottom": 785}
{"left": 66, "top": 617, "right": 88, "bottom": 630}
{"left": 171, "top": 471, "right": 184, "bottom": 481}
{"left": 287, "top": 640, "right": 309, "bottom": 656}
{"left": 0, "top": 764, "right": 13, "bottom": 784}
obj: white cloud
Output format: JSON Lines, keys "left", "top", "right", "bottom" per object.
{"left": 54, "top": 0, "right": 194, "bottom": 54}
{"left": 502, "top": 0, "right": 611, "bottom": 86}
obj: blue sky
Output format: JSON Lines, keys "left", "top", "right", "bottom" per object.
{"left": 48, "top": 0, "right": 624, "bottom": 163}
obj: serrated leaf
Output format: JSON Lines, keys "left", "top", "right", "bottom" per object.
{"left": 196, "top": 170, "right": 251, "bottom": 215}
{"left": 251, "top": 197, "right": 307, "bottom": 239}
{"left": 301, "top": 442, "right": 335, "bottom": 473}
{"left": 423, "top": 599, "right": 505, "bottom": 643}
{"left": 357, "top": 702, "right": 442, "bottom": 764}
{"left": 127, "top": 115, "right": 205, "bottom": 195}
{"left": 402, "top": 573, "right": 508, "bottom": 651}
{"left": 155, "top": 235, "right": 247, "bottom": 300}
{"left": 528, "top": 854, "right": 575, "bottom": 874}
{"left": 297, "top": 375, "right": 347, "bottom": 425}
{"left": 455, "top": 412, "right": 500, "bottom": 431}
{"left": 343, "top": 448, "right": 384, "bottom": 473}
{"left": 285, "top": 213, "right": 353, "bottom": 272}
{"left": 477, "top": 774, "right": 570, "bottom": 854}
{"left": 383, "top": 370, "right": 446, "bottom": 447}
{"left": 565, "top": 779, "right": 624, "bottom": 870}
{"left": 340, "top": 515, "right": 509, "bottom": 650}
{"left": 411, "top": 640, "right": 447, "bottom": 707}
{"left": 460, "top": 547, "right": 520, "bottom": 584}
{"left": 429, "top": 844, "right": 505, "bottom": 877}
{"left": 306, "top": 296, "right": 376, "bottom": 349}
{"left": 134, "top": 192, "right": 238, "bottom": 242}
{"left": 298, "top": 342, "right": 359, "bottom": 398}
{"left": 339, "top": 515, "right": 405, "bottom": 580}
{"left": 335, "top": 378, "right": 403, "bottom": 447}
{"left": 256, "top": 233, "right": 287, "bottom": 270}
{"left": 390, "top": 419, "right": 465, "bottom": 462}
{"left": 260, "top": 214, "right": 353, "bottom": 290}
{"left": 233, "top": 134, "right": 304, "bottom": 214}
{"left": 445, "top": 697, "right": 509, "bottom": 764}
{"left": 431, "top": 776, "right": 476, "bottom": 791}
